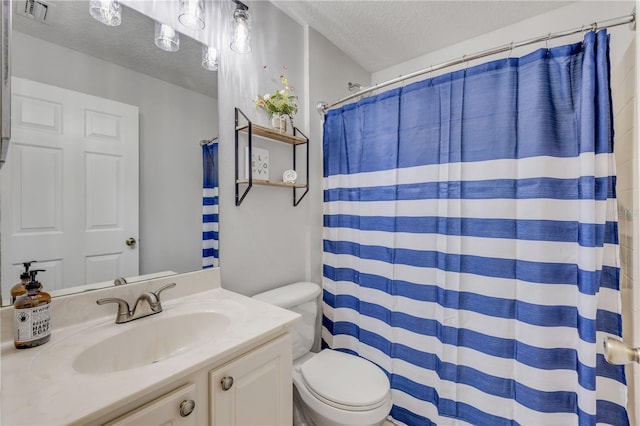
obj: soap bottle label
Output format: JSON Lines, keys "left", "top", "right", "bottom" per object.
{"left": 14, "top": 304, "right": 51, "bottom": 342}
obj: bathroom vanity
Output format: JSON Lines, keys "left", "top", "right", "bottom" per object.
{"left": 0, "top": 268, "right": 299, "bottom": 425}
{"left": 98, "top": 334, "right": 292, "bottom": 426}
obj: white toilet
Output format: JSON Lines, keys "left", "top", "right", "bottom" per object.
{"left": 253, "top": 282, "right": 392, "bottom": 426}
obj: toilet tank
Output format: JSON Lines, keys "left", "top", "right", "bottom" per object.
{"left": 253, "top": 282, "right": 321, "bottom": 360}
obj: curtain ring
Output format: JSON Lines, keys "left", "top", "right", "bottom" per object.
{"left": 507, "top": 41, "right": 514, "bottom": 59}
{"left": 462, "top": 54, "right": 469, "bottom": 70}
{"left": 546, "top": 33, "right": 551, "bottom": 50}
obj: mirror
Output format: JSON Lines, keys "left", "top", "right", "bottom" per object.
{"left": 0, "top": 1, "right": 219, "bottom": 305}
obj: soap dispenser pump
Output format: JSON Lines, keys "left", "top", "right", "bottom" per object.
{"left": 10, "top": 261, "right": 36, "bottom": 304}
{"left": 14, "top": 269, "right": 51, "bottom": 349}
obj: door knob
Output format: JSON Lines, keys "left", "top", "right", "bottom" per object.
{"left": 125, "top": 237, "right": 137, "bottom": 247}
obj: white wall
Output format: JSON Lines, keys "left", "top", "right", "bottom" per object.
{"left": 305, "top": 27, "right": 372, "bottom": 350}
{"left": 614, "top": 34, "right": 637, "bottom": 425}
{"left": 217, "top": 0, "right": 308, "bottom": 296}
{"left": 215, "top": 1, "right": 371, "bottom": 295}
{"left": 373, "top": 2, "right": 635, "bottom": 85}
{"left": 307, "top": 28, "right": 371, "bottom": 285}
{"left": 11, "top": 31, "right": 219, "bottom": 277}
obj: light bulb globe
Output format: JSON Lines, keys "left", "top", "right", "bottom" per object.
{"left": 230, "top": 8, "right": 251, "bottom": 54}
{"left": 89, "top": 0, "right": 121, "bottom": 26}
{"left": 154, "top": 23, "right": 180, "bottom": 52}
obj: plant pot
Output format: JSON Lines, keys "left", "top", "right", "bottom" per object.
{"left": 271, "top": 114, "right": 287, "bottom": 133}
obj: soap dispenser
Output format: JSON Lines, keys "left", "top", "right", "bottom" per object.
{"left": 14, "top": 269, "right": 51, "bottom": 349}
{"left": 10, "top": 261, "right": 37, "bottom": 304}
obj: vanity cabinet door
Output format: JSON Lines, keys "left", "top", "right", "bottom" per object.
{"left": 104, "top": 383, "right": 198, "bottom": 426}
{"left": 210, "top": 333, "right": 293, "bottom": 426}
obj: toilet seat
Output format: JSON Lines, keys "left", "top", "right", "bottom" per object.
{"left": 299, "top": 349, "right": 390, "bottom": 412}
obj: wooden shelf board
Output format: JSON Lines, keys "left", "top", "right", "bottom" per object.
{"left": 236, "top": 179, "right": 307, "bottom": 188}
{"left": 236, "top": 124, "right": 307, "bottom": 145}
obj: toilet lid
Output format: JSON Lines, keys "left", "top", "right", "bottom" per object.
{"left": 300, "top": 349, "right": 390, "bottom": 411}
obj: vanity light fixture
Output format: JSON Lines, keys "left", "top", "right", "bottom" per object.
{"left": 89, "top": 0, "right": 121, "bottom": 26}
{"left": 603, "top": 337, "right": 640, "bottom": 364}
{"left": 202, "top": 45, "right": 219, "bottom": 71}
{"left": 178, "top": 0, "right": 205, "bottom": 30}
{"left": 230, "top": 0, "right": 251, "bottom": 54}
{"left": 154, "top": 22, "right": 180, "bottom": 52}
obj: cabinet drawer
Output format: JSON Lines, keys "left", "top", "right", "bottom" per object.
{"left": 104, "top": 383, "right": 198, "bottom": 426}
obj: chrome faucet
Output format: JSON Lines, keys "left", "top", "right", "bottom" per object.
{"left": 96, "top": 283, "right": 176, "bottom": 324}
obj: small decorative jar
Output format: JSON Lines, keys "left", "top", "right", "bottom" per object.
{"left": 271, "top": 113, "right": 288, "bottom": 133}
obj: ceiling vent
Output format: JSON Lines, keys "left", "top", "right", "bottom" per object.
{"left": 17, "top": 0, "right": 50, "bottom": 23}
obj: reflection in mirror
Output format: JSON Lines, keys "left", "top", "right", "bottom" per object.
{"left": 0, "top": 1, "right": 219, "bottom": 305}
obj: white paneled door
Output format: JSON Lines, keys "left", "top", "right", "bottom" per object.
{"left": 1, "top": 78, "right": 139, "bottom": 300}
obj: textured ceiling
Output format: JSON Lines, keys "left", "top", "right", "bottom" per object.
{"left": 12, "top": 0, "right": 217, "bottom": 98}
{"left": 12, "top": 1, "right": 577, "bottom": 98}
{"left": 271, "top": 1, "right": 575, "bottom": 74}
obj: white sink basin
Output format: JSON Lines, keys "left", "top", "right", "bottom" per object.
{"left": 73, "top": 311, "right": 230, "bottom": 374}
{"left": 31, "top": 300, "right": 244, "bottom": 376}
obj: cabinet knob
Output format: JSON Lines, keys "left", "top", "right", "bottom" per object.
{"left": 220, "top": 376, "right": 234, "bottom": 391}
{"left": 179, "top": 399, "right": 196, "bottom": 417}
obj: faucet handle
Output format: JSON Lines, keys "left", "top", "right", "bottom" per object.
{"left": 96, "top": 297, "right": 132, "bottom": 324}
{"left": 153, "top": 282, "right": 176, "bottom": 300}
{"left": 139, "top": 283, "right": 176, "bottom": 314}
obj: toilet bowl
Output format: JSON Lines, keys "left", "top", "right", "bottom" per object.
{"left": 253, "top": 282, "right": 392, "bottom": 426}
{"left": 293, "top": 350, "right": 392, "bottom": 426}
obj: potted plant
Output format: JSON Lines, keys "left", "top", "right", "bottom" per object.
{"left": 254, "top": 66, "right": 299, "bottom": 133}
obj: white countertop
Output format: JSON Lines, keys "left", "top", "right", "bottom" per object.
{"left": 1, "top": 275, "right": 300, "bottom": 425}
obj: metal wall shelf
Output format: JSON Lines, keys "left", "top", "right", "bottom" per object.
{"left": 236, "top": 125, "right": 307, "bottom": 145}
{"left": 235, "top": 178, "right": 307, "bottom": 188}
{"left": 235, "top": 108, "right": 309, "bottom": 206}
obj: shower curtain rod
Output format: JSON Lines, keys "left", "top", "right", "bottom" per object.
{"left": 200, "top": 136, "right": 218, "bottom": 145}
{"left": 317, "top": 11, "right": 636, "bottom": 114}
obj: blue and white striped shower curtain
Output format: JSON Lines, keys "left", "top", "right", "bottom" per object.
{"left": 322, "top": 30, "right": 628, "bottom": 425}
{"left": 202, "top": 140, "right": 219, "bottom": 268}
